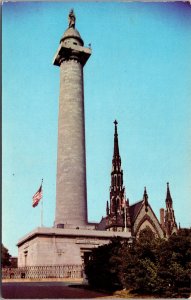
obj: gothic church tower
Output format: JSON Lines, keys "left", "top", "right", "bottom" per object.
{"left": 106, "top": 121, "right": 131, "bottom": 232}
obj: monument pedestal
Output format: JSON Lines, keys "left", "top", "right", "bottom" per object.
{"left": 17, "top": 227, "right": 131, "bottom": 267}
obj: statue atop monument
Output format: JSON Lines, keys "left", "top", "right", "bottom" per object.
{"left": 68, "top": 9, "right": 76, "bottom": 28}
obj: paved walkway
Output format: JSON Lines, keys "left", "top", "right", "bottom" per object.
{"left": 2, "top": 281, "right": 113, "bottom": 299}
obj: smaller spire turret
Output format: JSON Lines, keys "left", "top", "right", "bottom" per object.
{"left": 166, "top": 182, "right": 172, "bottom": 206}
{"left": 106, "top": 200, "right": 109, "bottom": 216}
{"left": 143, "top": 187, "right": 148, "bottom": 201}
{"left": 143, "top": 187, "right": 149, "bottom": 212}
{"left": 164, "top": 182, "right": 177, "bottom": 237}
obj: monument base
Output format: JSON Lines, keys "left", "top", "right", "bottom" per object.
{"left": 17, "top": 227, "right": 131, "bottom": 267}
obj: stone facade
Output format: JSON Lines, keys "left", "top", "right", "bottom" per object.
{"left": 17, "top": 227, "right": 131, "bottom": 267}
{"left": 133, "top": 203, "right": 164, "bottom": 238}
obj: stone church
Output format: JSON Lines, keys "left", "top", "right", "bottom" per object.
{"left": 98, "top": 119, "right": 177, "bottom": 239}
{"left": 17, "top": 10, "right": 177, "bottom": 268}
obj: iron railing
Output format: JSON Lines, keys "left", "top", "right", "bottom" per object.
{"left": 2, "top": 265, "right": 83, "bottom": 279}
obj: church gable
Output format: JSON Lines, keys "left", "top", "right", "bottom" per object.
{"left": 132, "top": 202, "right": 164, "bottom": 238}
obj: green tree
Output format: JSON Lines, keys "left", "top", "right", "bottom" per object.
{"left": 85, "top": 228, "right": 191, "bottom": 297}
{"left": 121, "top": 228, "right": 191, "bottom": 297}
{"left": 85, "top": 237, "right": 123, "bottom": 291}
{"left": 1, "top": 244, "right": 11, "bottom": 267}
{"left": 157, "top": 229, "right": 191, "bottom": 298}
{"left": 120, "top": 228, "right": 163, "bottom": 294}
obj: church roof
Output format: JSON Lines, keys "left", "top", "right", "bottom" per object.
{"left": 96, "top": 217, "right": 107, "bottom": 231}
{"left": 129, "top": 200, "right": 143, "bottom": 223}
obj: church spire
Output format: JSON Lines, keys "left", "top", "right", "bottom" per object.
{"left": 143, "top": 186, "right": 149, "bottom": 212}
{"left": 111, "top": 120, "right": 122, "bottom": 190}
{"left": 106, "top": 121, "right": 130, "bottom": 232}
{"left": 166, "top": 182, "right": 172, "bottom": 205}
{"left": 164, "top": 182, "right": 177, "bottom": 237}
{"left": 143, "top": 187, "right": 148, "bottom": 202}
{"left": 113, "top": 120, "right": 120, "bottom": 157}
{"left": 112, "top": 120, "right": 121, "bottom": 170}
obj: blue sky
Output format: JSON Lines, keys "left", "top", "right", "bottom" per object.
{"left": 3, "top": 2, "right": 191, "bottom": 256}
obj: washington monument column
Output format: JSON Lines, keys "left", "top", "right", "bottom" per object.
{"left": 53, "top": 10, "right": 91, "bottom": 228}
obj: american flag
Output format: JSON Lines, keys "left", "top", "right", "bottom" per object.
{"left": 32, "top": 183, "right": 43, "bottom": 208}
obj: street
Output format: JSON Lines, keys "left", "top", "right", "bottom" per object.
{"left": 1, "top": 281, "right": 112, "bottom": 299}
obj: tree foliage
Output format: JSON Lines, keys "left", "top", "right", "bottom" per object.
{"left": 85, "top": 228, "right": 191, "bottom": 298}
{"left": 1, "top": 244, "right": 11, "bottom": 267}
{"left": 85, "top": 237, "right": 123, "bottom": 291}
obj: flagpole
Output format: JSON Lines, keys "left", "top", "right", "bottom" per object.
{"left": 41, "top": 178, "right": 43, "bottom": 227}
{"left": 124, "top": 202, "right": 127, "bottom": 232}
{"left": 124, "top": 191, "right": 127, "bottom": 232}
{"left": 41, "top": 198, "right": 43, "bottom": 227}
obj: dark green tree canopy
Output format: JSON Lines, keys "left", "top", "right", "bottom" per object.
{"left": 85, "top": 228, "right": 191, "bottom": 298}
{"left": 1, "top": 244, "right": 11, "bottom": 267}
